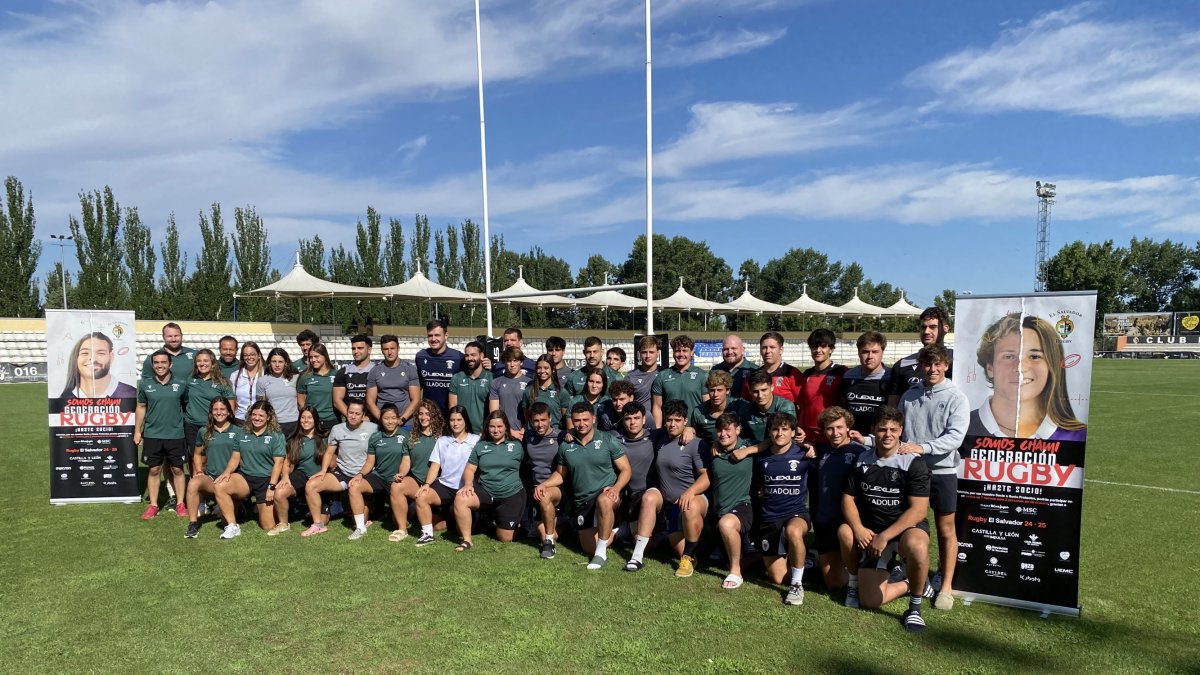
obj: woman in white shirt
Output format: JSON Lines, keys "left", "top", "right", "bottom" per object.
{"left": 414, "top": 405, "right": 479, "bottom": 547}
{"left": 231, "top": 341, "right": 264, "bottom": 424}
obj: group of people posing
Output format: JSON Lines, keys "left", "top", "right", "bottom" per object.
{"left": 132, "top": 309, "right": 965, "bottom": 633}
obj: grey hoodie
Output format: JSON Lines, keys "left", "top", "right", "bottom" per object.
{"left": 898, "top": 378, "right": 969, "bottom": 475}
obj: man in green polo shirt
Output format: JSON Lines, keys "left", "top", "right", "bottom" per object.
{"left": 744, "top": 370, "right": 797, "bottom": 443}
{"left": 216, "top": 335, "right": 240, "bottom": 379}
{"left": 565, "top": 336, "right": 621, "bottom": 397}
{"left": 140, "top": 322, "right": 196, "bottom": 381}
{"left": 535, "top": 402, "right": 632, "bottom": 570}
{"left": 293, "top": 329, "right": 319, "bottom": 371}
{"left": 652, "top": 334, "right": 707, "bottom": 427}
{"left": 687, "top": 369, "right": 750, "bottom": 446}
{"left": 135, "top": 350, "right": 188, "bottom": 520}
{"left": 703, "top": 412, "right": 755, "bottom": 590}
{"left": 449, "top": 341, "right": 493, "bottom": 435}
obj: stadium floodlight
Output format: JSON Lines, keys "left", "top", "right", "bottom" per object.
{"left": 48, "top": 234, "right": 75, "bottom": 309}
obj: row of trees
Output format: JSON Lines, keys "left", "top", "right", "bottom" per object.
{"left": 4, "top": 175, "right": 1197, "bottom": 334}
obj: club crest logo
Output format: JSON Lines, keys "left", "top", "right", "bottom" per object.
{"left": 111, "top": 324, "right": 125, "bottom": 338}
{"left": 1055, "top": 315, "right": 1074, "bottom": 339}
{"left": 506, "top": 443, "right": 514, "bottom": 452}
{"left": 446, "top": 360, "right": 454, "bottom": 369}
{"left": 788, "top": 459, "right": 800, "bottom": 472}
{"left": 1182, "top": 314, "right": 1200, "bottom": 331}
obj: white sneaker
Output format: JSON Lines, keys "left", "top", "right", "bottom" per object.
{"left": 220, "top": 523, "right": 242, "bottom": 540}
{"left": 348, "top": 527, "right": 368, "bottom": 541}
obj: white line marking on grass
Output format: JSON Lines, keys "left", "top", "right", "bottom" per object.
{"left": 1092, "top": 390, "right": 1200, "bottom": 398}
{"left": 1086, "top": 479, "right": 1200, "bottom": 495}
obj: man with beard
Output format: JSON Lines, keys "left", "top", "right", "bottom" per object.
{"left": 60, "top": 332, "right": 136, "bottom": 399}
{"left": 333, "top": 334, "right": 377, "bottom": 421}
{"left": 366, "top": 334, "right": 421, "bottom": 428}
{"left": 216, "top": 335, "right": 241, "bottom": 379}
{"left": 449, "top": 340, "right": 493, "bottom": 434}
{"left": 140, "top": 322, "right": 195, "bottom": 381}
{"left": 710, "top": 334, "right": 758, "bottom": 401}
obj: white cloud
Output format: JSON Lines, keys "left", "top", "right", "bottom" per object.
{"left": 907, "top": 2, "right": 1200, "bottom": 121}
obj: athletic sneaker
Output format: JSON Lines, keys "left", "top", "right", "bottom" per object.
{"left": 175, "top": 502, "right": 188, "bottom": 518}
{"left": 415, "top": 533, "right": 435, "bottom": 547}
{"left": 889, "top": 560, "right": 907, "bottom": 583}
{"left": 930, "top": 570, "right": 943, "bottom": 593}
{"left": 586, "top": 555, "right": 607, "bottom": 570}
{"left": 784, "top": 584, "right": 804, "bottom": 606}
{"left": 348, "top": 527, "right": 368, "bottom": 541}
{"left": 220, "top": 523, "right": 241, "bottom": 540}
{"left": 675, "top": 555, "right": 696, "bottom": 578}
{"left": 902, "top": 609, "right": 927, "bottom": 633}
{"left": 184, "top": 522, "right": 201, "bottom": 539}
{"left": 165, "top": 497, "right": 177, "bottom": 511}
{"left": 845, "top": 586, "right": 860, "bottom": 609}
{"left": 267, "top": 523, "right": 290, "bottom": 536}
{"left": 540, "top": 539, "right": 556, "bottom": 559}
{"left": 140, "top": 504, "right": 160, "bottom": 520}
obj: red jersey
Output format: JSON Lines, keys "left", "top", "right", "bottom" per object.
{"left": 741, "top": 363, "right": 804, "bottom": 405}
{"left": 798, "top": 363, "right": 847, "bottom": 442}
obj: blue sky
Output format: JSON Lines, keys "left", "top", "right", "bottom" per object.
{"left": 3, "top": 0, "right": 1199, "bottom": 306}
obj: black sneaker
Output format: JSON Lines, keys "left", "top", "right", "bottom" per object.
{"left": 165, "top": 496, "right": 178, "bottom": 511}
{"left": 902, "top": 608, "right": 927, "bottom": 633}
{"left": 184, "top": 522, "right": 201, "bottom": 539}
{"left": 540, "top": 539, "right": 556, "bottom": 559}
{"left": 415, "top": 533, "right": 435, "bottom": 547}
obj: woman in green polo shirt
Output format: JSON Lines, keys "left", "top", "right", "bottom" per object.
{"left": 182, "top": 348, "right": 234, "bottom": 456}
{"left": 522, "top": 355, "right": 563, "bottom": 431}
{"left": 565, "top": 367, "right": 610, "bottom": 431}
{"left": 184, "top": 397, "right": 238, "bottom": 539}
{"left": 387, "top": 400, "right": 443, "bottom": 542}
{"left": 213, "top": 400, "right": 286, "bottom": 539}
{"left": 269, "top": 405, "right": 327, "bottom": 535}
{"left": 296, "top": 343, "right": 337, "bottom": 432}
{"left": 345, "top": 404, "right": 409, "bottom": 541}
{"left": 452, "top": 410, "right": 527, "bottom": 551}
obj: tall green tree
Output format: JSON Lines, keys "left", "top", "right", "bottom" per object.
{"left": 189, "top": 203, "right": 233, "bottom": 320}
{"left": 44, "top": 264, "right": 74, "bottom": 312}
{"left": 1045, "top": 240, "right": 1127, "bottom": 335}
{"left": 158, "top": 214, "right": 190, "bottom": 317}
{"left": 934, "top": 289, "right": 956, "bottom": 320}
{"left": 0, "top": 177, "right": 41, "bottom": 316}
{"left": 69, "top": 187, "right": 128, "bottom": 310}
{"left": 123, "top": 207, "right": 158, "bottom": 318}
{"left": 409, "top": 214, "right": 432, "bottom": 277}
{"left": 352, "top": 207, "right": 388, "bottom": 325}
{"left": 460, "top": 219, "right": 484, "bottom": 293}
{"left": 295, "top": 235, "right": 330, "bottom": 324}
{"left": 619, "top": 234, "right": 734, "bottom": 332}
{"left": 1124, "top": 237, "right": 1198, "bottom": 312}
{"left": 231, "top": 205, "right": 276, "bottom": 321}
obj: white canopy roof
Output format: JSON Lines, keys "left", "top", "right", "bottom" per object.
{"left": 838, "top": 288, "right": 894, "bottom": 317}
{"left": 885, "top": 293, "right": 924, "bottom": 317}
{"left": 574, "top": 289, "right": 644, "bottom": 310}
{"left": 490, "top": 267, "right": 577, "bottom": 308}
{"left": 653, "top": 278, "right": 725, "bottom": 312}
{"left": 237, "top": 258, "right": 390, "bottom": 299}
{"left": 784, "top": 284, "right": 844, "bottom": 315}
{"left": 719, "top": 281, "right": 793, "bottom": 315}
{"left": 379, "top": 263, "right": 483, "bottom": 303}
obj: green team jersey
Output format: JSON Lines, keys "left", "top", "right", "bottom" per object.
{"left": 704, "top": 441, "right": 753, "bottom": 515}
{"left": 367, "top": 429, "right": 409, "bottom": 480}
{"left": 236, "top": 429, "right": 285, "bottom": 478}
{"left": 197, "top": 425, "right": 240, "bottom": 478}
{"left": 652, "top": 364, "right": 707, "bottom": 415}
{"left": 183, "top": 377, "right": 234, "bottom": 426}
{"left": 468, "top": 439, "right": 525, "bottom": 499}
{"left": 687, "top": 398, "right": 751, "bottom": 446}
{"left": 291, "top": 435, "right": 323, "bottom": 476}
{"left": 404, "top": 433, "right": 438, "bottom": 484}
{"left": 216, "top": 359, "right": 241, "bottom": 380}
{"left": 141, "top": 347, "right": 197, "bottom": 382}
{"left": 450, "top": 369, "right": 493, "bottom": 434}
{"left": 744, "top": 396, "right": 796, "bottom": 443}
{"left": 568, "top": 394, "right": 611, "bottom": 421}
{"left": 291, "top": 356, "right": 308, "bottom": 373}
{"left": 297, "top": 370, "right": 337, "bottom": 421}
{"left": 557, "top": 430, "right": 625, "bottom": 510}
{"left": 137, "top": 375, "right": 186, "bottom": 439}
{"left": 565, "top": 364, "right": 621, "bottom": 398}
{"left": 521, "top": 384, "right": 564, "bottom": 429}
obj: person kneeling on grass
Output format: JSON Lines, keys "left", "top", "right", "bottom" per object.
{"left": 624, "top": 400, "right": 710, "bottom": 576}
{"left": 345, "top": 404, "right": 410, "bottom": 541}
{"left": 302, "top": 400, "right": 378, "bottom": 537}
{"left": 414, "top": 406, "right": 479, "bottom": 547}
{"left": 212, "top": 400, "right": 286, "bottom": 539}
{"left": 810, "top": 406, "right": 867, "bottom": 592}
{"left": 185, "top": 397, "right": 239, "bottom": 538}
{"left": 269, "top": 405, "right": 326, "bottom": 536}
{"left": 753, "top": 412, "right": 817, "bottom": 606}
{"left": 452, "top": 410, "right": 527, "bottom": 552}
{"left": 523, "top": 402, "right": 564, "bottom": 559}
{"left": 535, "top": 402, "right": 631, "bottom": 570}
{"left": 703, "top": 413, "right": 755, "bottom": 590}
{"left": 388, "top": 400, "right": 443, "bottom": 542}
{"left": 839, "top": 406, "right": 935, "bottom": 633}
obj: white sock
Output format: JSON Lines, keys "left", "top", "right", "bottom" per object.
{"left": 595, "top": 537, "right": 609, "bottom": 559}
{"left": 421, "top": 524, "right": 433, "bottom": 537}
{"left": 790, "top": 566, "right": 804, "bottom": 585}
{"left": 354, "top": 514, "right": 366, "bottom": 530}
{"left": 546, "top": 534, "right": 555, "bottom": 544}
{"left": 631, "top": 535, "right": 650, "bottom": 562}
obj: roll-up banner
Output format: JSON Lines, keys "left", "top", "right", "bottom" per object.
{"left": 952, "top": 291, "right": 1096, "bottom": 617}
{"left": 47, "top": 309, "right": 141, "bottom": 504}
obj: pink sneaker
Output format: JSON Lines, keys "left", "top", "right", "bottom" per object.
{"left": 141, "top": 504, "right": 160, "bottom": 520}
{"left": 175, "top": 502, "right": 188, "bottom": 517}
{"left": 301, "top": 523, "right": 328, "bottom": 537}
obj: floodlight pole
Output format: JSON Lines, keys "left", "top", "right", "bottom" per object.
{"left": 475, "top": 0, "right": 495, "bottom": 338}
{"left": 644, "top": 0, "right": 654, "bottom": 334}
{"left": 49, "top": 234, "right": 74, "bottom": 309}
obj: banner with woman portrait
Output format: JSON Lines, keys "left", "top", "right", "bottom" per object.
{"left": 952, "top": 291, "right": 1096, "bottom": 617}
{"left": 47, "top": 309, "right": 141, "bottom": 503}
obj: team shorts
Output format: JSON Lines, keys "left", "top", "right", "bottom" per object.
{"left": 859, "top": 521, "right": 930, "bottom": 570}
{"left": 721, "top": 502, "right": 755, "bottom": 535}
{"left": 279, "top": 421, "right": 297, "bottom": 436}
{"left": 431, "top": 480, "right": 458, "bottom": 508}
{"left": 319, "top": 418, "right": 338, "bottom": 434}
{"left": 755, "top": 513, "right": 812, "bottom": 557}
{"left": 332, "top": 469, "right": 357, "bottom": 489}
{"left": 814, "top": 519, "right": 843, "bottom": 555}
{"left": 621, "top": 489, "right": 648, "bottom": 524}
{"left": 183, "top": 423, "right": 202, "bottom": 459}
{"left": 929, "top": 473, "right": 957, "bottom": 513}
{"left": 143, "top": 437, "right": 187, "bottom": 468}
{"left": 363, "top": 473, "right": 390, "bottom": 493}
{"left": 476, "top": 484, "right": 527, "bottom": 531}
{"left": 287, "top": 469, "right": 310, "bottom": 496}
{"left": 239, "top": 471, "right": 272, "bottom": 502}
{"left": 664, "top": 494, "right": 708, "bottom": 535}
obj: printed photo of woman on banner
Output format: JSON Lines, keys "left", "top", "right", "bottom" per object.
{"left": 951, "top": 291, "right": 1096, "bottom": 618}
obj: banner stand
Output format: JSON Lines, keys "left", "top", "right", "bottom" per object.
{"left": 957, "top": 591, "right": 1080, "bottom": 619}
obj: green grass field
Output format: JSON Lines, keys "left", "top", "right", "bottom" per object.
{"left": 2, "top": 360, "right": 1198, "bottom": 674}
